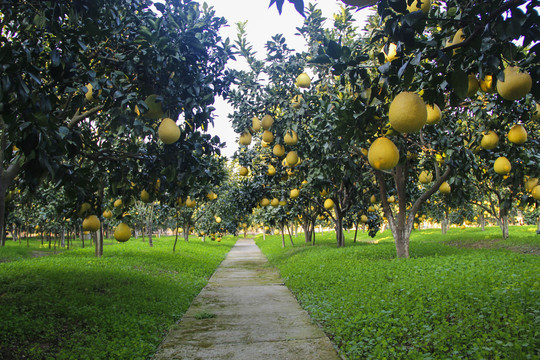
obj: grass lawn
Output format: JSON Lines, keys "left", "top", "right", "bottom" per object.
{"left": 0, "top": 235, "right": 235, "bottom": 360}
{"left": 256, "top": 225, "right": 540, "bottom": 360}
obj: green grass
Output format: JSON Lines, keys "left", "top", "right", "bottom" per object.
{"left": 0, "top": 235, "right": 235, "bottom": 360}
{"left": 256, "top": 226, "right": 540, "bottom": 360}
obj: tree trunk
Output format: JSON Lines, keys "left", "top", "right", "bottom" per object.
{"left": 95, "top": 224, "right": 103, "bottom": 258}
{"left": 479, "top": 213, "right": 486, "bottom": 231}
{"left": 286, "top": 223, "right": 294, "bottom": 247}
{"left": 496, "top": 214, "right": 509, "bottom": 239}
{"left": 388, "top": 220, "right": 411, "bottom": 258}
{"left": 280, "top": 225, "right": 285, "bottom": 248}
{"left": 147, "top": 203, "right": 154, "bottom": 247}
{"left": 537, "top": 216, "right": 540, "bottom": 231}
{"left": 183, "top": 223, "right": 189, "bottom": 242}
{"left": 441, "top": 210, "right": 449, "bottom": 235}
{"left": 335, "top": 213, "right": 345, "bottom": 247}
{"left": 61, "top": 228, "right": 65, "bottom": 248}
{"left": 303, "top": 219, "right": 312, "bottom": 243}
{"left": 353, "top": 221, "right": 359, "bottom": 243}
{"left": 80, "top": 225, "right": 85, "bottom": 248}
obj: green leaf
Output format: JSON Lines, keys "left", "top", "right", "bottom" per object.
{"left": 451, "top": 69, "right": 468, "bottom": 99}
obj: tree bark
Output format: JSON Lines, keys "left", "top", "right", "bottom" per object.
{"left": 280, "top": 225, "right": 285, "bottom": 248}
{"left": 353, "top": 221, "right": 359, "bottom": 243}
{"left": 95, "top": 224, "right": 103, "bottom": 258}
{"left": 173, "top": 212, "right": 179, "bottom": 252}
{"left": 496, "top": 214, "right": 509, "bottom": 239}
{"left": 147, "top": 203, "right": 154, "bottom": 247}
{"left": 286, "top": 223, "right": 294, "bottom": 247}
{"left": 479, "top": 213, "right": 485, "bottom": 231}
{"left": 303, "top": 219, "right": 312, "bottom": 243}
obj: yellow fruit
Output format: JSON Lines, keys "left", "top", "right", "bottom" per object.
{"left": 79, "top": 202, "right": 91, "bottom": 215}
{"left": 426, "top": 104, "right": 442, "bottom": 125}
{"left": 407, "top": 0, "right": 431, "bottom": 13}
{"left": 532, "top": 103, "right": 540, "bottom": 121}
{"left": 284, "top": 130, "right": 298, "bottom": 145}
{"left": 185, "top": 197, "right": 196, "bottom": 208}
{"left": 239, "top": 131, "right": 252, "bottom": 145}
{"left": 532, "top": 185, "right": 540, "bottom": 200}
{"left": 261, "top": 140, "right": 269, "bottom": 148}
{"left": 177, "top": 197, "right": 184, "bottom": 206}
{"left": 370, "top": 195, "right": 377, "bottom": 204}
{"left": 389, "top": 92, "right": 427, "bottom": 133}
{"left": 114, "top": 223, "right": 131, "bottom": 242}
{"left": 324, "top": 198, "right": 335, "bottom": 210}
{"left": 141, "top": 189, "right": 151, "bottom": 203}
{"left": 296, "top": 72, "right": 311, "bottom": 88}
{"left": 273, "top": 144, "right": 285, "bottom": 157}
{"left": 158, "top": 118, "right": 180, "bottom": 144}
{"left": 494, "top": 157, "right": 511, "bottom": 175}
{"left": 360, "top": 214, "right": 368, "bottom": 223}
{"left": 262, "top": 130, "right": 274, "bottom": 143}
{"left": 85, "top": 83, "right": 101, "bottom": 102}
{"left": 279, "top": 200, "right": 287, "bottom": 206}
{"left": 479, "top": 75, "right": 495, "bottom": 93}
{"left": 367, "top": 137, "right": 400, "bottom": 170}
{"left": 382, "top": 43, "right": 398, "bottom": 63}
{"left": 419, "top": 170, "right": 433, "bottom": 184}
{"left": 285, "top": 151, "right": 299, "bottom": 167}
{"left": 271, "top": 198, "right": 279, "bottom": 207}
{"left": 497, "top": 66, "right": 532, "bottom": 101}
{"left": 260, "top": 198, "right": 270, "bottom": 207}
{"left": 368, "top": 206, "right": 376, "bottom": 212}
{"left": 467, "top": 74, "right": 479, "bottom": 97}
{"left": 290, "top": 189, "right": 300, "bottom": 199}
{"left": 388, "top": 195, "right": 396, "bottom": 203}
{"left": 239, "top": 166, "right": 249, "bottom": 176}
{"left": 207, "top": 192, "right": 218, "bottom": 200}
{"left": 113, "top": 199, "right": 122, "bottom": 207}
{"left": 139, "top": 94, "right": 164, "bottom": 119}
{"left": 507, "top": 124, "right": 527, "bottom": 145}
{"left": 525, "top": 177, "right": 538, "bottom": 192}
{"left": 252, "top": 116, "right": 261, "bottom": 131}
{"left": 261, "top": 114, "right": 274, "bottom": 130}
{"left": 291, "top": 94, "right": 303, "bottom": 109}
{"left": 82, "top": 215, "right": 100, "bottom": 232}
{"left": 215, "top": 216, "right": 222, "bottom": 223}
{"left": 480, "top": 131, "right": 499, "bottom": 150}
{"left": 320, "top": 189, "right": 327, "bottom": 196}
{"left": 102, "top": 210, "right": 112, "bottom": 219}
{"left": 452, "top": 28, "right": 465, "bottom": 47}
{"left": 439, "top": 181, "right": 451, "bottom": 194}
{"left": 267, "top": 165, "right": 276, "bottom": 176}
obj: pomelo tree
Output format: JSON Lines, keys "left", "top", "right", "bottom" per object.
{"left": 240, "top": 0, "right": 538, "bottom": 258}
{"left": 0, "top": 0, "right": 234, "bottom": 249}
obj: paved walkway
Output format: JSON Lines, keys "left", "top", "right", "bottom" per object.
{"left": 153, "top": 238, "right": 340, "bottom": 360}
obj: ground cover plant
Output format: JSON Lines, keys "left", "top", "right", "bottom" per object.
{"left": 0, "top": 236, "right": 235, "bottom": 359}
{"left": 256, "top": 226, "right": 540, "bottom": 359}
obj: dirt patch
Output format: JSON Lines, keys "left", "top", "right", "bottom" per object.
{"left": 445, "top": 239, "right": 503, "bottom": 249}
{"left": 445, "top": 240, "right": 539, "bottom": 255}
{"left": 31, "top": 251, "right": 57, "bottom": 258}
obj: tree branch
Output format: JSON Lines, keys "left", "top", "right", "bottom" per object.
{"left": 409, "top": 166, "right": 452, "bottom": 223}
{"left": 67, "top": 105, "right": 104, "bottom": 129}
{"left": 440, "top": 0, "right": 526, "bottom": 55}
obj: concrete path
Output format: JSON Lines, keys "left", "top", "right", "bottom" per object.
{"left": 153, "top": 238, "right": 340, "bottom": 360}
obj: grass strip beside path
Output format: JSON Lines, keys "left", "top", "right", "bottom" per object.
{"left": 256, "top": 226, "right": 539, "bottom": 359}
{"left": 0, "top": 236, "right": 235, "bottom": 360}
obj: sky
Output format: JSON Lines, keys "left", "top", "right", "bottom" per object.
{"left": 199, "top": 0, "right": 372, "bottom": 158}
